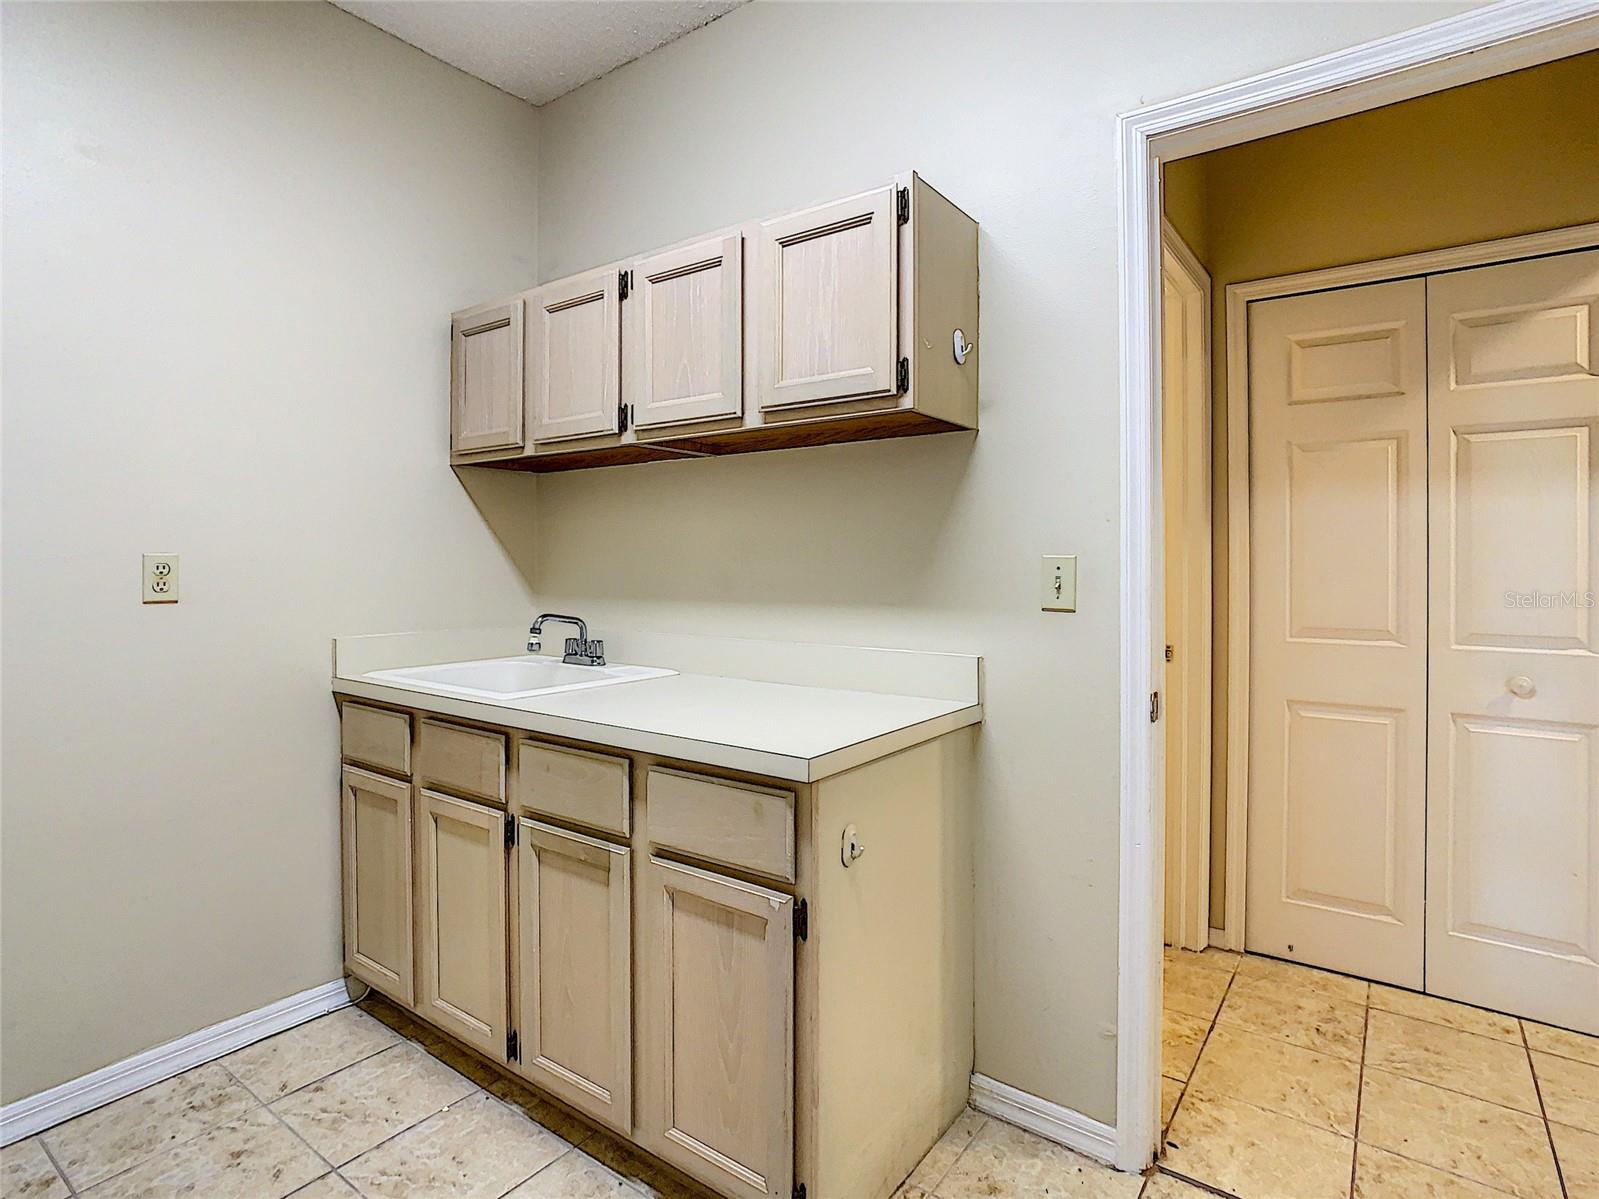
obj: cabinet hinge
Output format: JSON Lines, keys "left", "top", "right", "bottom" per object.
{"left": 896, "top": 357, "right": 910, "bottom": 395}
{"left": 896, "top": 186, "right": 909, "bottom": 225}
{"left": 506, "top": 1029, "right": 520, "bottom": 1063}
{"left": 505, "top": 814, "right": 517, "bottom": 849}
{"left": 1150, "top": 691, "right": 1161, "bottom": 723}
{"left": 618, "top": 402, "right": 631, "bottom": 435}
{"left": 618, "top": 269, "right": 631, "bottom": 301}
{"left": 793, "top": 1185, "right": 806, "bottom": 1199}
{"left": 1165, "top": 644, "right": 1174, "bottom": 662}
{"left": 794, "top": 899, "right": 808, "bottom": 942}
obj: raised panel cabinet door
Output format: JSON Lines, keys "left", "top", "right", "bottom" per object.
{"left": 630, "top": 235, "right": 744, "bottom": 430}
{"left": 451, "top": 299, "right": 526, "bottom": 454}
{"left": 756, "top": 184, "right": 899, "bottom": 412}
{"left": 1424, "top": 249, "right": 1599, "bottom": 1034}
{"left": 416, "top": 789, "right": 509, "bottom": 1058}
{"left": 1246, "top": 278, "right": 1429, "bottom": 988}
{"left": 515, "top": 819, "right": 632, "bottom": 1133}
{"left": 529, "top": 267, "right": 621, "bottom": 443}
{"left": 640, "top": 856, "right": 793, "bottom": 1199}
{"left": 341, "top": 767, "right": 414, "bottom": 1006}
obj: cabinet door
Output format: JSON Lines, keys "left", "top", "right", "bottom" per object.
{"left": 756, "top": 184, "right": 898, "bottom": 412}
{"left": 630, "top": 235, "right": 743, "bottom": 429}
{"left": 515, "top": 819, "right": 632, "bottom": 1133}
{"left": 640, "top": 857, "right": 793, "bottom": 1199}
{"left": 529, "top": 267, "right": 621, "bottom": 443}
{"left": 451, "top": 299, "right": 525, "bottom": 454}
{"left": 416, "top": 789, "right": 508, "bottom": 1058}
{"left": 341, "top": 767, "right": 414, "bottom": 1006}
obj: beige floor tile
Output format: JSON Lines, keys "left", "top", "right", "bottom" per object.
{"left": 1186, "top": 1023, "right": 1359, "bottom": 1134}
{"left": 0, "top": 1138, "right": 69, "bottom": 1199}
{"left": 289, "top": 1175, "right": 360, "bottom": 1197}
{"left": 1353, "top": 1144, "right": 1509, "bottom": 1198}
{"left": 893, "top": 1189, "right": 928, "bottom": 1199}
{"left": 223, "top": 1007, "right": 400, "bottom": 1101}
{"left": 1161, "top": 1089, "right": 1353, "bottom": 1199}
{"left": 40, "top": 1061, "right": 258, "bottom": 1190}
{"left": 1369, "top": 986, "right": 1521, "bottom": 1043}
{"left": 1164, "top": 947, "right": 1239, "bottom": 975}
{"left": 1160, "top": 1009, "right": 1210, "bottom": 1082}
{"left": 1524, "top": 1020, "right": 1599, "bottom": 1067}
{"left": 1358, "top": 1068, "right": 1560, "bottom": 1199}
{"left": 1141, "top": 1174, "right": 1214, "bottom": 1198}
{"left": 1233, "top": 955, "right": 1368, "bottom": 1007}
{"left": 504, "top": 1149, "right": 639, "bottom": 1197}
{"left": 902, "top": 1106, "right": 986, "bottom": 1191}
{"left": 81, "top": 1108, "right": 325, "bottom": 1199}
{"left": 937, "top": 1119, "right": 1143, "bottom": 1198}
{"left": 271, "top": 1041, "right": 479, "bottom": 1164}
{"left": 1162, "top": 957, "right": 1231, "bottom": 1021}
{"left": 1217, "top": 983, "right": 1367, "bottom": 1061}
{"left": 484, "top": 1075, "right": 598, "bottom": 1149}
{"left": 342, "top": 1091, "right": 571, "bottom": 1198}
{"left": 1552, "top": 1121, "right": 1599, "bottom": 1199}
{"left": 1532, "top": 1051, "right": 1599, "bottom": 1134}
{"left": 1160, "top": 1077, "right": 1184, "bottom": 1131}
{"left": 1364, "top": 1009, "right": 1540, "bottom": 1114}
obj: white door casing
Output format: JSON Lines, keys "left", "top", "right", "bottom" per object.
{"left": 1424, "top": 249, "right": 1599, "bottom": 1034}
{"left": 1246, "top": 279, "right": 1429, "bottom": 988}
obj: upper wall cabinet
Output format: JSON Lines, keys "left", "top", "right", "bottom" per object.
{"left": 756, "top": 184, "right": 898, "bottom": 412}
{"left": 450, "top": 299, "right": 525, "bottom": 455}
{"left": 529, "top": 267, "right": 622, "bottom": 443}
{"left": 448, "top": 172, "right": 977, "bottom": 472}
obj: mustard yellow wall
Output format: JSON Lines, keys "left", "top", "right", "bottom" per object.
{"left": 1163, "top": 50, "right": 1599, "bottom": 925}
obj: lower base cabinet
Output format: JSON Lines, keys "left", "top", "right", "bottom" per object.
{"left": 416, "top": 788, "right": 508, "bottom": 1058}
{"left": 514, "top": 818, "right": 632, "bottom": 1134}
{"left": 639, "top": 856, "right": 794, "bottom": 1199}
{"left": 340, "top": 766, "right": 414, "bottom": 1007}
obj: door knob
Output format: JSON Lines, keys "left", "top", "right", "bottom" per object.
{"left": 1507, "top": 675, "right": 1537, "bottom": 699}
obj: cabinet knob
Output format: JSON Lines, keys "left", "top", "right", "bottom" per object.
{"left": 841, "top": 824, "right": 866, "bottom": 867}
{"left": 1507, "top": 675, "right": 1537, "bottom": 699}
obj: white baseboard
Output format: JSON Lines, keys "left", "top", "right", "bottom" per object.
{"left": 969, "top": 1073, "right": 1119, "bottom": 1168}
{"left": 0, "top": 979, "right": 349, "bottom": 1147}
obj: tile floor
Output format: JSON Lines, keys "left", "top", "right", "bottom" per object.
{"left": 1159, "top": 947, "right": 1599, "bottom": 1199}
{"left": 4, "top": 962, "right": 1594, "bottom": 1199}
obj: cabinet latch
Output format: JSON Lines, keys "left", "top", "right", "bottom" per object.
{"left": 794, "top": 899, "right": 809, "bottom": 942}
{"left": 506, "top": 1029, "right": 520, "bottom": 1063}
{"left": 618, "top": 269, "right": 632, "bottom": 301}
{"left": 896, "top": 186, "right": 909, "bottom": 225}
{"left": 505, "top": 814, "right": 517, "bottom": 850}
{"left": 896, "top": 357, "right": 910, "bottom": 395}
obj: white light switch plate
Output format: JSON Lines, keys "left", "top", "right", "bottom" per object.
{"left": 142, "top": 553, "right": 179, "bottom": 603}
{"left": 1041, "top": 555, "right": 1076, "bottom": 612}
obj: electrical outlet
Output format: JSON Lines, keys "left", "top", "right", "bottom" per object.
{"left": 1041, "top": 555, "right": 1077, "bottom": 612}
{"left": 142, "top": 553, "right": 179, "bottom": 604}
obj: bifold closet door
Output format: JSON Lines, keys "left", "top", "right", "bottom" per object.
{"left": 1424, "top": 248, "right": 1599, "bottom": 1034}
{"left": 1246, "top": 278, "right": 1429, "bottom": 987}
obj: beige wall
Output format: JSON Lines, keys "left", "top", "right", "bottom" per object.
{"left": 0, "top": 2, "right": 540, "bottom": 1102}
{"left": 527, "top": 0, "right": 1484, "bottom": 1122}
{"left": 1162, "top": 51, "right": 1599, "bottom": 924}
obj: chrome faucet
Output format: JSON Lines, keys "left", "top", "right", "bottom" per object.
{"left": 527, "top": 614, "right": 606, "bottom": 666}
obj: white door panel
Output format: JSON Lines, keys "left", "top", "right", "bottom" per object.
{"left": 1426, "top": 249, "right": 1599, "bottom": 1034}
{"left": 1247, "top": 279, "right": 1429, "bottom": 987}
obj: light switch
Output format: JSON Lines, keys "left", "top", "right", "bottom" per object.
{"left": 142, "top": 553, "right": 179, "bottom": 603}
{"left": 1041, "top": 555, "right": 1076, "bottom": 612}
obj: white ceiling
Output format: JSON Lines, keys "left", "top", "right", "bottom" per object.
{"left": 333, "top": 0, "right": 745, "bottom": 106}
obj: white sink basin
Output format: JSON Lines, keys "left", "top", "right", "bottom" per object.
{"left": 367, "top": 655, "right": 675, "bottom": 701}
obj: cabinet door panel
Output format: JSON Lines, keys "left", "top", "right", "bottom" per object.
{"left": 641, "top": 857, "right": 793, "bottom": 1199}
{"left": 341, "top": 767, "right": 414, "bottom": 1006}
{"left": 416, "top": 789, "right": 508, "bottom": 1057}
{"left": 757, "top": 185, "right": 898, "bottom": 411}
{"left": 631, "top": 235, "right": 743, "bottom": 429}
{"left": 516, "top": 820, "right": 632, "bottom": 1133}
{"left": 451, "top": 300, "right": 525, "bottom": 453}
{"left": 530, "top": 268, "right": 621, "bottom": 443}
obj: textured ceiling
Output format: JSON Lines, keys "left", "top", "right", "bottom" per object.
{"left": 333, "top": 0, "right": 746, "bottom": 106}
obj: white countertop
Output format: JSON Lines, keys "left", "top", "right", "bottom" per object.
{"left": 332, "top": 628, "right": 983, "bottom": 782}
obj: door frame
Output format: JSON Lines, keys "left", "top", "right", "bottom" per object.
{"left": 1160, "top": 220, "right": 1213, "bottom": 953}
{"left": 1115, "top": 0, "right": 1599, "bottom": 1172}
{"left": 1215, "top": 220, "right": 1599, "bottom": 952}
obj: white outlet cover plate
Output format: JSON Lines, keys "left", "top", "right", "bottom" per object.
{"left": 1041, "top": 555, "right": 1076, "bottom": 612}
{"left": 143, "top": 553, "right": 179, "bottom": 604}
